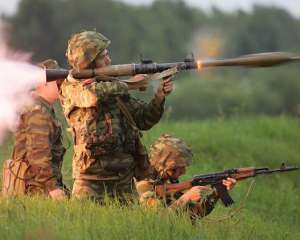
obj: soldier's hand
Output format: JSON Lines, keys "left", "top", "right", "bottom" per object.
{"left": 181, "top": 186, "right": 211, "bottom": 203}
{"left": 222, "top": 177, "right": 237, "bottom": 190}
{"left": 49, "top": 188, "right": 68, "bottom": 201}
{"left": 82, "top": 78, "right": 96, "bottom": 85}
{"left": 126, "top": 74, "right": 149, "bottom": 91}
{"left": 155, "top": 77, "right": 174, "bottom": 102}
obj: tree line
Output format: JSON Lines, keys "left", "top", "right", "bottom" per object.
{"left": 3, "top": 0, "right": 300, "bottom": 119}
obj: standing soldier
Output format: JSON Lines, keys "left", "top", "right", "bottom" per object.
{"left": 2, "top": 59, "right": 68, "bottom": 200}
{"left": 136, "top": 134, "right": 236, "bottom": 220}
{"left": 59, "top": 31, "right": 174, "bottom": 202}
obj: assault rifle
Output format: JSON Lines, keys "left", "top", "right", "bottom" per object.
{"left": 154, "top": 164, "right": 298, "bottom": 207}
{"left": 46, "top": 52, "right": 300, "bottom": 82}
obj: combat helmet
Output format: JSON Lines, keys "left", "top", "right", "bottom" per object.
{"left": 149, "top": 134, "right": 193, "bottom": 176}
{"left": 66, "top": 31, "right": 111, "bottom": 70}
{"left": 38, "top": 59, "right": 60, "bottom": 69}
{"left": 38, "top": 59, "right": 65, "bottom": 87}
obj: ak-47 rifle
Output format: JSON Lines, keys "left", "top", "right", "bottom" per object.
{"left": 45, "top": 52, "right": 300, "bottom": 82}
{"left": 154, "top": 164, "right": 298, "bottom": 207}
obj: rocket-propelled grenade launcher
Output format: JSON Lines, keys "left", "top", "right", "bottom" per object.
{"left": 46, "top": 52, "right": 300, "bottom": 82}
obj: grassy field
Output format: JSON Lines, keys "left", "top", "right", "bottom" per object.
{"left": 0, "top": 116, "right": 299, "bottom": 240}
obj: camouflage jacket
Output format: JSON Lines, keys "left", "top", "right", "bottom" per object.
{"left": 11, "top": 96, "right": 66, "bottom": 193}
{"left": 136, "top": 176, "right": 219, "bottom": 218}
{"left": 59, "top": 76, "right": 165, "bottom": 181}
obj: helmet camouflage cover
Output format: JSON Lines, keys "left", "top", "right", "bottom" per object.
{"left": 66, "top": 31, "right": 111, "bottom": 70}
{"left": 149, "top": 134, "right": 193, "bottom": 175}
{"left": 38, "top": 59, "right": 60, "bottom": 69}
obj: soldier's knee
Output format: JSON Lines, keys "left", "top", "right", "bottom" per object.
{"left": 72, "top": 180, "right": 101, "bottom": 201}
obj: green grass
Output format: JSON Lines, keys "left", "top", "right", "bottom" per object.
{"left": 0, "top": 116, "right": 299, "bottom": 239}
{"left": 0, "top": 197, "right": 198, "bottom": 240}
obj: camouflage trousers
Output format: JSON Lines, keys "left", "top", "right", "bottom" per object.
{"left": 26, "top": 180, "right": 70, "bottom": 198}
{"left": 26, "top": 184, "right": 47, "bottom": 196}
{"left": 72, "top": 175, "right": 137, "bottom": 203}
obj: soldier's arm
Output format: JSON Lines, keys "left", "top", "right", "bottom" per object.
{"left": 126, "top": 95, "right": 165, "bottom": 130}
{"left": 123, "top": 77, "right": 173, "bottom": 129}
{"left": 60, "top": 79, "right": 129, "bottom": 111}
{"left": 135, "top": 180, "right": 161, "bottom": 207}
{"left": 88, "top": 80, "right": 129, "bottom": 99}
{"left": 191, "top": 179, "right": 236, "bottom": 217}
{"left": 183, "top": 191, "right": 219, "bottom": 219}
{"left": 169, "top": 186, "right": 219, "bottom": 218}
{"left": 25, "top": 109, "right": 61, "bottom": 193}
{"left": 197, "top": 191, "right": 219, "bottom": 217}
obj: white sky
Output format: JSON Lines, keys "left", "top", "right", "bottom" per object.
{"left": 1, "top": 0, "right": 300, "bottom": 17}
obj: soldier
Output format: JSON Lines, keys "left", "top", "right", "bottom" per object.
{"left": 2, "top": 59, "right": 68, "bottom": 200}
{"left": 136, "top": 134, "right": 236, "bottom": 219}
{"left": 59, "top": 31, "right": 174, "bottom": 202}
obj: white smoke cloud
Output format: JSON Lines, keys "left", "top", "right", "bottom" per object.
{"left": 0, "top": 22, "right": 45, "bottom": 143}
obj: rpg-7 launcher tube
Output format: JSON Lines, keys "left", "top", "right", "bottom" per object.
{"left": 45, "top": 62, "right": 196, "bottom": 82}
{"left": 46, "top": 69, "right": 69, "bottom": 81}
{"left": 71, "top": 64, "right": 136, "bottom": 79}
{"left": 71, "top": 62, "right": 197, "bottom": 78}
{"left": 45, "top": 52, "right": 300, "bottom": 82}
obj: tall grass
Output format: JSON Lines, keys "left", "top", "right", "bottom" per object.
{"left": 0, "top": 116, "right": 299, "bottom": 239}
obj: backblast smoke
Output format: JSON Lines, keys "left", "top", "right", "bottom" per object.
{"left": 0, "top": 23, "right": 45, "bottom": 143}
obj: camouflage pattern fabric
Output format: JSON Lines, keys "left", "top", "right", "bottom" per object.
{"left": 135, "top": 179, "right": 161, "bottom": 207}
{"left": 11, "top": 96, "right": 66, "bottom": 196}
{"left": 38, "top": 59, "right": 59, "bottom": 69}
{"left": 66, "top": 31, "right": 111, "bottom": 70}
{"left": 136, "top": 170, "right": 219, "bottom": 219}
{"left": 72, "top": 174, "right": 136, "bottom": 203}
{"left": 135, "top": 134, "right": 219, "bottom": 219}
{"left": 59, "top": 75, "right": 164, "bottom": 201}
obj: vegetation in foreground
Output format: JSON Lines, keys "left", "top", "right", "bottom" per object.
{"left": 0, "top": 117, "right": 299, "bottom": 240}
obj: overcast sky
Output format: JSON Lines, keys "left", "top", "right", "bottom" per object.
{"left": 1, "top": 0, "right": 300, "bottom": 17}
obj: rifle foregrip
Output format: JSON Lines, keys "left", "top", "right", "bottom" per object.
{"left": 214, "top": 183, "right": 234, "bottom": 207}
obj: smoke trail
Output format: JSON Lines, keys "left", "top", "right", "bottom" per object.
{"left": 0, "top": 23, "right": 45, "bottom": 143}
{"left": 190, "top": 29, "right": 224, "bottom": 59}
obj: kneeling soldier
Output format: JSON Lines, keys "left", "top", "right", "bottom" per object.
{"left": 136, "top": 134, "right": 236, "bottom": 219}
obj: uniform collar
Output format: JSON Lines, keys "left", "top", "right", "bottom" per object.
{"left": 35, "top": 96, "right": 54, "bottom": 113}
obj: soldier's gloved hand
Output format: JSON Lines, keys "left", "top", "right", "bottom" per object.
{"left": 222, "top": 177, "right": 237, "bottom": 190}
{"left": 49, "top": 188, "right": 68, "bottom": 201}
{"left": 155, "top": 77, "right": 174, "bottom": 102}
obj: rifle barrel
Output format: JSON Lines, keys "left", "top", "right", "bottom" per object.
{"left": 255, "top": 166, "right": 299, "bottom": 175}
{"left": 192, "top": 165, "right": 298, "bottom": 185}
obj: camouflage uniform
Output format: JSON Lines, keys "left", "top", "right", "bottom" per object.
{"left": 10, "top": 60, "right": 67, "bottom": 196}
{"left": 60, "top": 31, "right": 165, "bottom": 201}
{"left": 136, "top": 134, "right": 219, "bottom": 219}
